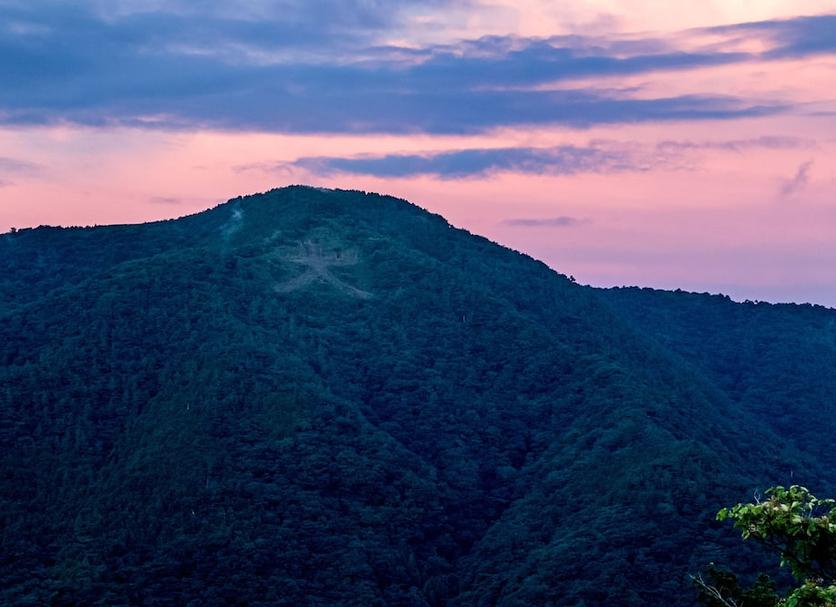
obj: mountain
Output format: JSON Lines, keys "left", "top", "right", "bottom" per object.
{"left": 600, "top": 287, "right": 836, "bottom": 472}
{"left": 1, "top": 186, "right": 834, "bottom": 606}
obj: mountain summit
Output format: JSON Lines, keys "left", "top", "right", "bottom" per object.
{"left": 2, "top": 186, "right": 834, "bottom": 606}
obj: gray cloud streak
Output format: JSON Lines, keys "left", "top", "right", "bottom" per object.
{"left": 655, "top": 136, "right": 813, "bottom": 153}
{"left": 289, "top": 144, "right": 654, "bottom": 178}
{"left": 706, "top": 14, "right": 836, "bottom": 59}
{"left": 0, "top": 156, "right": 41, "bottom": 187}
{"left": 148, "top": 196, "right": 187, "bottom": 205}
{"left": 279, "top": 136, "right": 813, "bottom": 179}
{"left": 780, "top": 160, "right": 814, "bottom": 198}
{"left": 502, "top": 216, "right": 588, "bottom": 227}
{"left": 0, "top": 157, "right": 40, "bottom": 174}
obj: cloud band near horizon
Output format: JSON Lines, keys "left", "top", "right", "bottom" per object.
{"left": 272, "top": 136, "right": 812, "bottom": 178}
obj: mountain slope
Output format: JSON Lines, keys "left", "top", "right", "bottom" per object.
{"left": 1, "top": 186, "right": 834, "bottom": 606}
{"left": 600, "top": 287, "right": 836, "bottom": 473}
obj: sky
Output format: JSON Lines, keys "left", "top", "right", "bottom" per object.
{"left": 2, "top": 1, "right": 836, "bottom": 305}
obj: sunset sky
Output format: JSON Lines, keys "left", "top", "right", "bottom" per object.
{"left": 2, "top": 0, "right": 835, "bottom": 304}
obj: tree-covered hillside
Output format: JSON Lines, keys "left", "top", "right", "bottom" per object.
{"left": 1, "top": 186, "right": 834, "bottom": 606}
{"left": 601, "top": 287, "right": 836, "bottom": 473}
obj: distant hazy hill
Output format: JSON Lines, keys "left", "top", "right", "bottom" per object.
{"left": 1, "top": 186, "right": 834, "bottom": 606}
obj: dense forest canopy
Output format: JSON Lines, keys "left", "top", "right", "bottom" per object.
{"left": 1, "top": 186, "right": 834, "bottom": 606}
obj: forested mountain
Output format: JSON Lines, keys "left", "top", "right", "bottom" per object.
{"left": 1, "top": 186, "right": 834, "bottom": 606}
{"left": 600, "top": 287, "right": 836, "bottom": 473}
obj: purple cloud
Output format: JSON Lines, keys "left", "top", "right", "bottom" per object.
{"left": 780, "top": 160, "right": 814, "bottom": 199}
{"left": 502, "top": 216, "right": 589, "bottom": 228}
{"left": 0, "top": 2, "right": 812, "bottom": 134}
{"left": 278, "top": 137, "right": 811, "bottom": 179}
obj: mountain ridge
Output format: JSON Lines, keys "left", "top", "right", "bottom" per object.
{"left": 2, "top": 186, "right": 834, "bottom": 606}
{"left": 5, "top": 186, "right": 833, "bottom": 311}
